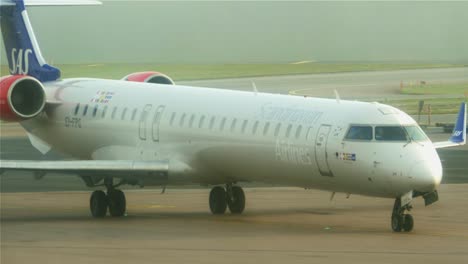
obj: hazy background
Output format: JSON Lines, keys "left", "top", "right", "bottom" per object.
{"left": 1, "top": 0, "right": 468, "bottom": 64}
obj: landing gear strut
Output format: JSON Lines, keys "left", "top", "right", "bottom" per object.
{"left": 89, "top": 178, "right": 126, "bottom": 218}
{"left": 209, "top": 184, "right": 245, "bottom": 215}
{"left": 391, "top": 198, "right": 414, "bottom": 232}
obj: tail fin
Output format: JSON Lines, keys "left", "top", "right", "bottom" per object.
{"left": 433, "top": 102, "right": 466, "bottom": 149}
{"left": 1, "top": 0, "right": 60, "bottom": 82}
{"left": 0, "top": 0, "right": 101, "bottom": 82}
{"left": 449, "top": 102, "right": 466, "bottom": 144}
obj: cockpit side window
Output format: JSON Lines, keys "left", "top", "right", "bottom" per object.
{"left": 375, "top": 126, "right": 407, "bottom": 141}
{"left": 345, "top": 126, "right": 373, "bottom": 140}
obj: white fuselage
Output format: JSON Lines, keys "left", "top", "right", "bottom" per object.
{"left": 21, "top": 78, "right": 442, "bottom": 198}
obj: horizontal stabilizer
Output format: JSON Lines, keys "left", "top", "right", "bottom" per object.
{"left": 433, "top": 102, "right": 466, "bottom": 149}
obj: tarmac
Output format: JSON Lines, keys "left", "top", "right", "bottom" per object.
{"left": 2, "top": 186, "right": 468, "bottom": 264}
{"left": 1, "top": 67, "right": 468, "bottom": 263}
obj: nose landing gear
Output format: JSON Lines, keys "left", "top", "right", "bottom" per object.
{"left": 391, "top": 197, "right": 414, "bottom": 232}
{"left": 209, "top": 184, "right": 245, "bottom": 215}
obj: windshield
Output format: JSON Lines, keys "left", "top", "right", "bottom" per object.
{"left": 375, "top": 126, "right": 407, "bottom": 141}
{"left": 374, "top": 125, "right": 428, "bottom": 142}
{"left": 404, "top": 125, "right": 429, "bottom": 141}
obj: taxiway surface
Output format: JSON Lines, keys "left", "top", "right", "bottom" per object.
{"left": 2, "top": 186, "right": 468, "bottom": 264}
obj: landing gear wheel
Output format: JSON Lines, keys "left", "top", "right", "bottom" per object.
{"left": 209, "top": 186, "right": 227, "bottom": 214}
{"left": 227, "top": 186, "right": 245, "bottom": 214}
{"left": 403, "top": 214, "right": 414, "bottom": 232}
{"left": 90, "top": 190, "right": 108, "bottom": 218}
{"left": 108, "top": 189, "right": 126, "bottom": 217}
{"left": 391, "top": 197, "right": 414, "bottom": 233}
{"left": 391, "top": 214, "right": 403, "bottom": 232}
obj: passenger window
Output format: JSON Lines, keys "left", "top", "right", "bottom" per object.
{"left": 131, "top": 108, "right": 138, "bottom": 121}
{"left": 375, "top": 126, "right": 407, "bottom": 141}
{"left": 83, "top": 105, "right": 89, "bottom": 116}
{"left": 179, "top": 113, "right": 186, "bottom": 127}
{"left": 252, "top": 121, "right": 259, "bottom": 135}
{"left": 102, "top": 106, "right": 108, "bottom": 118}
{"left": 199, "top": 115, "right": 206, "bottom": 128}
{"left": 285, "top": 124, "right": 292, "bottom": 138}
{"left": 121, "top": 108, "right": 128, "bottom": 120}
{"left": 189, "top": 114, "right": 195, "bottom": 128}
{"left": 220, "top": 117, "right": 226, "bottom": 131}
{"left": 295, "top": 125, "right": 303, "bottom": 139}
{"left": 274, "top": 123, "right": 281, "bottom": 137}
{"left": 263, "top": 122, "right": 270, "bottom": 136}
{"left": 170, "top": 112, "right": 176, "bottom": 126}
{"left": 231, "top": 118, "right": 237, "bottom": 132}
{"left": 345, "top": 126, "right": 373, "bottom": 140}
{"left": 111, "top": 107, "right": 117, "bottom": 119}
{"left": 92, "top": 105, "right": 98, "bottom": 117}
{"left": 209, "top": 116, "right": 216, "bottom": 130}
{"left": 241, "top": 120, "right": 248, "bottom": 134}
{"left": 74, "top": 104, "right": 80, "bottom": 116}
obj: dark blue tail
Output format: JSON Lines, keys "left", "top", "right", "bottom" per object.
{"left": 449, "top": 102, "right": 466, "bottom": 144}
{"left": 0, "top": 0, "right": 61, "bottom": 82}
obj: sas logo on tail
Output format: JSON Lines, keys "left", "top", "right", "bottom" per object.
{"left": 9, "top": 48, "right": 32, "bottom": 75}
{"left": 453, "top": 130, "right": 462, "bottom": 137}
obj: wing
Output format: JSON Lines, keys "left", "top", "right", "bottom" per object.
{"left": 0, "top": 160, "right": 168, "bottom": 177}
{"left": 433, "top": 102, "right": 466, "bottom": 149}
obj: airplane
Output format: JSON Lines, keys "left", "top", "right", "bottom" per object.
{"left": 0, "top": 0, "right": 466, "bottom": 233}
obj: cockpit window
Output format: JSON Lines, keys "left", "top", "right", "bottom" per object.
{"left": 375, "top": 126, "right": 407, "bottom": 141}
{"left": 345, "top": 126, "right": 373, "bottom": 140}
{"left": 404, "top": 125, "right": 428, "bottom": 141}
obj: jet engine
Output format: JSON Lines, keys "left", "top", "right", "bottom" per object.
{"left": 122, "top": 71, "right": 175, "bottom": 85}
{"left": 0, "top": 75, "right": 46, "bottom": 121}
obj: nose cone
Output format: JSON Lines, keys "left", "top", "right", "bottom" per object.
{"left": 410, "top": 159, "right": 442, "bottom": 192}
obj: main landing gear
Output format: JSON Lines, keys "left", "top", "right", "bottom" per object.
{"left": 209, "top": 184, "right": 245, "bottom": 215}
{"left": 391, "top": 197, "right": 414, "bottom": 232}
{"left": 89, "top": 178, "right": 126, "bottom": 218}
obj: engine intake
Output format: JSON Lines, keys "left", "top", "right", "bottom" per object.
{"left": 122, "top": 71, "right": 175, "bottom": 85}
{"left": 0, "top": 75, "right": 46, "bottom": 121}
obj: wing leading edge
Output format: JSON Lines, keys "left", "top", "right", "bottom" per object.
{"left": 0, "top": 160, "right": 168, "bottom": 176}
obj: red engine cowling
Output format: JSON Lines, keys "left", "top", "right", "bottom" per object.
{"left": 0, "top": 75, "right": 46, "bottom": 121}
{"left": 122, "top": 71, "right": 175, "bottom": 85}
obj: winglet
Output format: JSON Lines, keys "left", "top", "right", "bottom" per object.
{"left": 449, "top": 102, "right": 466, "bottom": 144}
{"left": 433, "top": 102, "right": 466, "bottom": 149}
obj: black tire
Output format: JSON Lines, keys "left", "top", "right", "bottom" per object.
{"left": 391, "top": 214, "right": 402, "bottom": 232}
{"left": 108, "top": 189, "right": 126, "bottom": 217}
{"left": 90, "top": 190, "right": 108, "bottom": 218}
{"left": 209, "top": 186, "right": 227, "bottom": 214}
{"left": 227, "top": 186, "right": 245, "bottom": 214}
{"left": 403, "top": 214, "right": 414, "bottom": 232}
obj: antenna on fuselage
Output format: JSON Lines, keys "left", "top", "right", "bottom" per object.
{"left": 334, "top": 90, "right": 341, "bottom": 103}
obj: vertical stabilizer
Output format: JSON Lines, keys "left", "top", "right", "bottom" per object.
{"left": 0, "top": 0, "right": 61, "bottom": 82}
{"left": 449, "top": 102, "right": 466, "bottom": 144}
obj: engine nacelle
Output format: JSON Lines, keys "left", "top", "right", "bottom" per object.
{"left": 0, "top": 75, "right": 46, "bottom": 121}
{"left": 122, "top": 71, "right": 175, "bottom": 85}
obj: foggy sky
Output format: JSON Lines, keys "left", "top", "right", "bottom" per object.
{"left": 1, "top": 0, "right": 468, "bottom": 64}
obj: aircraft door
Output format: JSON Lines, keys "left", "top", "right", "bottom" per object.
{"left": 139, "top": 104, "right": 152, "bottom": 140}
{"left": 315, "top": 124, "right": 334, "bottom": 177}
{"left": 152, "top": 105, "right": 165, "bottom": 142}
